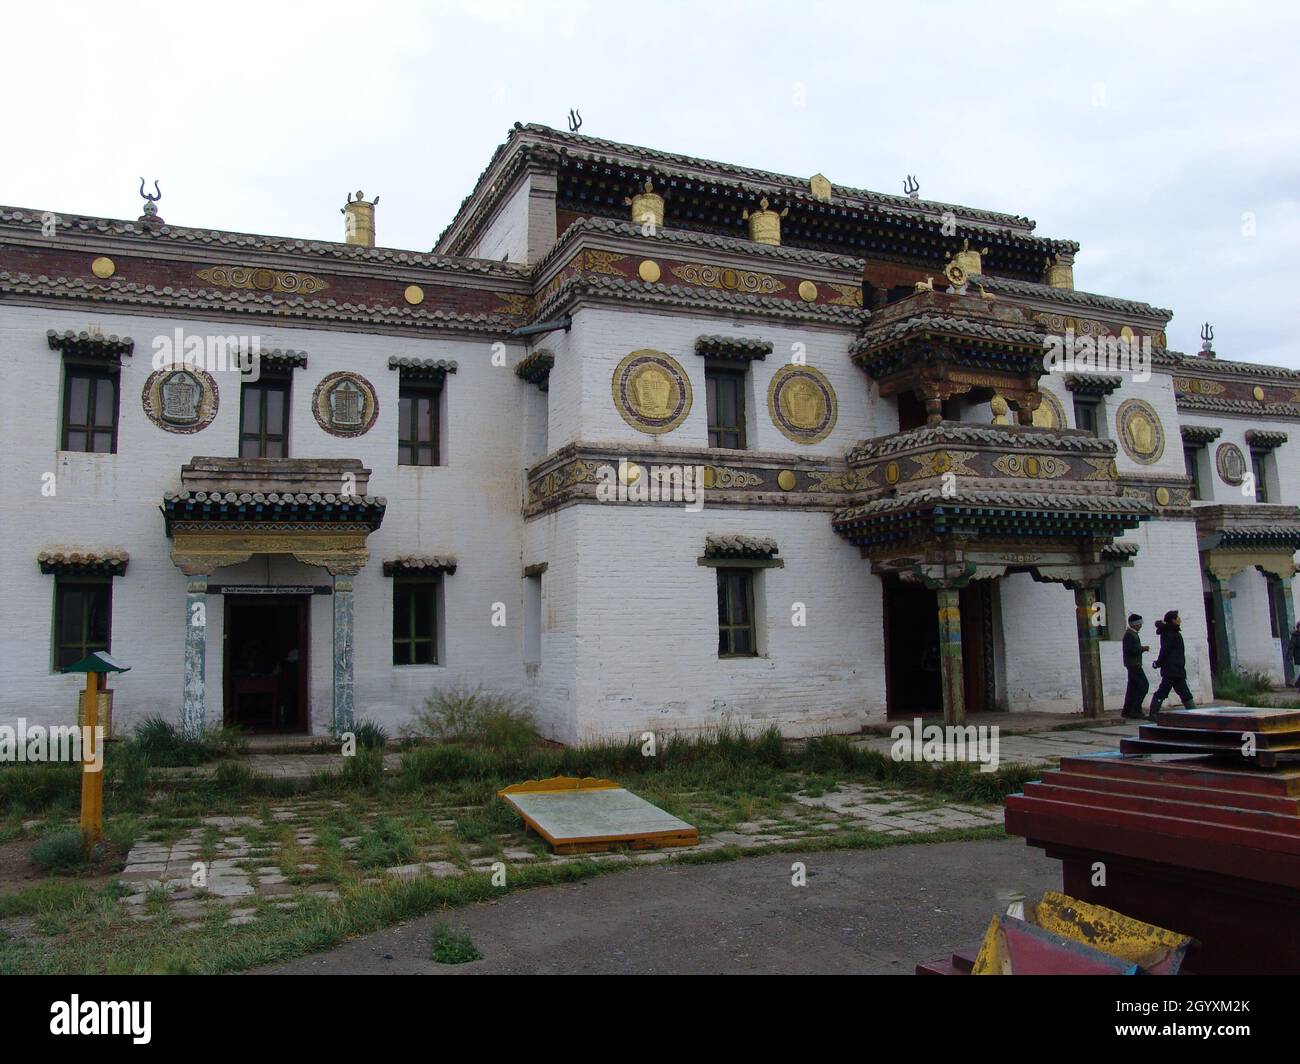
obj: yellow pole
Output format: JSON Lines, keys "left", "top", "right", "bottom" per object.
{"left": 80, "top": 671, "right": 103, "bottom": 853}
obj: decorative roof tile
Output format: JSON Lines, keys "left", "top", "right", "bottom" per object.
{"left": 387, "top": 356, "right": 459, "bottom": 382}
{"left": 382, "top": 556, "right": 458, "bottom": 576}
{"left": 37, "top": 549, "right": 129, "bottom": 576}
{"left": 694, "top": 335, "right": 772, "bottom": 361}
{"left": 255, "top": 349, "right": 308, "bottom": 371}
{"left": 978, "top": 275, "right": 1172, "bottom": 320}
{"left": 1245, "top": 430, "right": 1288, "bottom": 450}
{"left": 704, "top": 534, "right": 779, "bottom": 559}
{"left": 162, "top": 491, "right": 386, "bottom": 531}
{"left": 514, "top": 350, "right": 555, "bottom": 389}
{"left": 46, "top": 329, "right": 134, "bottom": 359}
{"left": 1180, "top": 425, "right": 1223, "bottom": 445}
{"left": 1063, "top": 374, "right": 1123, "bottom": 395}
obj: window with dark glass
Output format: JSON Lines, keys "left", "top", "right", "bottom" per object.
{"left": 1073, "top": 396, "right": 1101, "bottom": 435}
{"left": 1266, "top": 575, "right": 1285, "bottom": 639}
{"left": 1184, "top": 446, "right": 1202, "bottom": 500}
{"left": 393, "top": 577, "right": 439, "bottom": 665}
{"left": 239, "top": 375, "right": 290, "bottom": 458}
{"left": 53, "top": 579, "right": 111, "bottom": 669}
{"left": 1250, "top": 449, "right": 1270, "bottom": 502}
{"left": 61, "top": 367, "right": 118, "bottom": 453}
{"left": 398, "top": 383, "right": 440, "bottom": 466}
{"left": 716, "top": 568, "right": 757, "bottom": 657}
{"left": 706, "top": 365, "right": 746, "bottom": 449}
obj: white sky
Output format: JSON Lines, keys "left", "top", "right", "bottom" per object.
{"left": 7, "top": 1, "right": 1298, "bottom": 365}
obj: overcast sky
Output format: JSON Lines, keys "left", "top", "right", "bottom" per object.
{"left": 8, "top": 1, "right": 1297, "bottom": 365}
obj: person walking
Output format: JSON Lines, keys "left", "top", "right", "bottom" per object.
{"left": 1289, "top": 622, "right": 1300, "bottom": 691}
{"left": 1121, "top": 613, "right": 1149, "bottom": 719}
{"left": 1148, "top": 609, "right": 1195, "bottom": 718}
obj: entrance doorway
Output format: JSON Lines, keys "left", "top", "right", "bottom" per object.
{"left": 883, "top": 576, "right": 996, "bottom": 717}
{"left": 223, "top": 595, "right": 309, "bottom": 732}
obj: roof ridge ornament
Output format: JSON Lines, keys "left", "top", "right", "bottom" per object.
{"left": 742, "top": 195, "right": 789, "bottom": 246}
{"left": 1200, "top": 322, "right": 1215, "bottom": 359}
{"left": 904, "top": 174, "right": 919, "bottom": 199}
{"left": 138, "top": 178, "right": 162, "bottom": 227}
{"left": 567, "top": 108, "right": 582, "bottom": 132}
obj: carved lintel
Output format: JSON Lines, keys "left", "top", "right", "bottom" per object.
{"left": 1205, "top": 549, "right": 1298, "bottom": 584}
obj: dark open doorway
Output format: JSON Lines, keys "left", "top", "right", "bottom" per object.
{"left": 883, "top": 576, "right": 995, "bottom": 717}
{"left": 223, "top": 595, "right": 309, "bottom": 732}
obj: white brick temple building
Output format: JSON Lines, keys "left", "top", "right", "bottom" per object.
{"left": 2, "top": 124, "right": 1297, "bottom": 743}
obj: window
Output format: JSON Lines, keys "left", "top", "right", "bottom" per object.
{"left": 1073, "top": 395, "right": 1102, "bottom": 435}
{"left": 705, "top": 365, "right": 746, "bottom": 449}
{"left": 239, "top": 376, "right": 290, "bottom": 458}
{"left": 1184, "top": 446, "right": 1203, "bottom": 500}
{"left": 1266, "top": 575, "right": 1286, "bottom": 639}
{"left": 523, "top": 572, "right": 542, "bottom": 666}
{"left": 398, "top": 383, "right": 440, "bottom": 466}
{"left": 53, "top": 579, "right": 111, "bottom": 669}
{"left": 1250, "top": 449, "right": 1270, "bottom": 502}
{"left": 716, "top": 568, "right": 757, "bottom": 657}
{"left": 61, "top": 366, "right": 118, "bottom": 453}
{"left": 1096, "top": 571, "right": 1126, "bottom": 641}
{"left": 392, "top": 577, "right": 439, "bottom": 665}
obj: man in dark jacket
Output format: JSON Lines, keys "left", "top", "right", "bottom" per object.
{"left": 1289, "top": 622, "right": 1300, "bottom": 691}
{"left": 1121, "top": 613, "right": 1149, "bottom": 719}
{"left": 1148, "top": 609, "right": 1196, "bottom": 718}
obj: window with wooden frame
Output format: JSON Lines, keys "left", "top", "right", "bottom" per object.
{"left": 1250, "top": 449, "right": 1271, "bottom": 503}
{"left": 1072, "top": 395, "right": 1102, "bottom": 435}
{"left": 392, "top": 576, "right": 440, "bottom": 665}
{"left": 705, "top": 364, "right": 747, "bottom": 449}
{"left": 716, "top": 568, "right": 757, "bottom": 657}
{"left": 53, "top": 578, "right": 112, "bottom": 670}
{"left": 239, "top": 373, "right": 291, "bottom": 458}
{"left": 398, "top": 382, "right": 441, "bottom": 466}
{"left": 61, "top": 365, "right": 119, "bottom": 453}
{"left": 1183, "top": 445, "right": 1203, "bottom": 500}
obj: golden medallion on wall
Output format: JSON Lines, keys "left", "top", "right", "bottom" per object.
{"left": 767, "top": 364, "right": 837, "bottom": 445}
{"left": 1115, "top": 398, "right": 1165, "bottom": 465}
{"left": 611, "top": 350, "right": 693, "bottom": 435}
{"left": 1216, "top": 442, "right": 1247, "bottom": 486}
{"left": 312, "top": 371, "right": 379, "bottom": 438}
{"left": 1032, "top": 390, "right": 1066, "bottom": 429}
{"left": 141, "top": 367, "right": 219, "bottom": 434}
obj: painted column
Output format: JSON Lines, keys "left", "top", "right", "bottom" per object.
{"left": 1280, "top": 576, "right": 1296, "bottom": 685}
{"left": 181, "top": 574, "right": 209, "bottom": 741}
{"left": 1209, "top": 576, "right": 1237, "bottom": 677}
{"left": 1073, "top": 585, "right": 1104, "bottom": 719}
{"left": 936, "top": 587, "right": 965, "bottom": 725}
{"left": 332, "top": 570, "right": 356, "bottom": 736}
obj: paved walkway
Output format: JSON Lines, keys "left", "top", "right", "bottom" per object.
{"left": 258, "top": 838, "right": 1060, "bottom": 975}
{"left": 854, "top": 721, "right": 1142, "bottom": 767}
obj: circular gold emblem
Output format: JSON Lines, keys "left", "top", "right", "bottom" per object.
{"left": 1216, "top": 442, "right": 1247, "bottom": 486}
{"left": 612, "top": 350, "right": 692, "bottom": 435}
{"left": 1025, "top": 456, "right": 1041, "bottom": 476}
{"left": 619, "top": 462, "right": 643, "bottom": 485}
{"left": 141, "top": 367, "right": 219, "bottom": 434}
{"left": 1253, "top": 385, "right": 1266, "bottom": 402}
{"left": 638, "top": 259, "right": 661, "bottom": 283}
{"left": 312, "top": 371, "right": 379, "bottom": 438}
{"left": 1155, "top": 486, "right": 1171, "bottom": 506}
{"left": 90, "top": 256, "right": 115, "bottom": 279}
{"left": 798, "top": 280, "right": 819, "bottom": 302}
{"left": 702, "top": 466, "right": 717, "bottom": 489}
{"left": 885, "top": 462, "right": 900, "bottom": 485}
{"left": 768, "top": 364, "right": 837, "bottom": 445}
{"left": 1115, "top": 398, "right": 1165, "bottom": 465}
{"left": 404, "top": 284, "right": 425, "bottom": 306}
{"left": 777, "top": 469, "right": 797, "bottom": 491}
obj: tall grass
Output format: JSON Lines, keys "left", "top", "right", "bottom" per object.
{"left": 1213, "top": 668, "right": 1277, "bottom": 705}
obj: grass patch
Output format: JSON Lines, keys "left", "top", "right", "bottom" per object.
{"left": 355, "top": 816, "right": 416, "bottom": 870}
{"left": 29, "top": 829, "right": 95, "bottom": 874}
{"left": 430, "top": 922, "right": 481, "bottom": 964}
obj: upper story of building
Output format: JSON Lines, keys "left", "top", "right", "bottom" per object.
{"left": 1, "top": 122, "right": 1296, "bottom": 531}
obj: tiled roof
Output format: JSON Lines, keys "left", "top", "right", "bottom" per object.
{"left": 162, "top": 491, "right": 386, "bottom": 531}
{"left": 977, "top": 275, "right": 1172, "bottom": 320}
{"left": 1245, "top": 430, "right": 1288, "bottom": 449}
{"left": 387, "top": 356, "right": 459, "bottom": 381}
{"left": 514, "top": 350, "right": 554, "bottom": 389}
{"left": 835, "top": 489, "right": 1150, "bottom": 520}
{"left": 1180, "top": 425, "right": 1223, "bottom": 445}
{"left": 256, "top": 349, "right": 308, "bottom": 371}
{"left": 1212, "top": 526, "right": 1300, "bottom": 549}
{"left": 382, "top": 556, "right": 457, "bottom": 576}
{"left": 704, "top": 534, "right": 779, "bottom": 559}
{"left": 854, "top": 312, "right": 1045, "bottom": 350}
{"left": 694, "top": 335, "right": 773, "bottom": 360}
{"left": 1174, "top": 393, "right": 1300, "bottom": 419}
{"left": 37, "top": 549, "right": 129, "bottom": 576}
{"left": 1063, "top": 374, "right": 1123, "bottom": 395}
{"left": 1102, "top": 541, "right": 1141, "bottom": 558}
{"left": 47, "top": 329, "right": 134, "bottom": 359}
{"left": 1155, "top": 347, "right": 1300, "bottom": 381}
{"left": 848, "top": 423, "right": 1114, "bottom": 463}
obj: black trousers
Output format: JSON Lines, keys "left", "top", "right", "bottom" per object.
{"left": 1122, "top": 666, "right": 1149, "bottom": 717}
{"left": 1149, "top": 674, "right": 1195, "bottom": 712}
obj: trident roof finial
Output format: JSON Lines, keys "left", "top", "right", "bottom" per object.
{"left": 138, "top": 178, "right": 162, "bottom": 225}
{"left": 903, "top": 174, "right": 919, "bottom": 199}
{"left": 567, "top": 108, "right": 582, "bottom": 133}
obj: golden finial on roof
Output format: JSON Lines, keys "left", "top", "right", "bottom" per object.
{"left": 743, "top": 196, "right": 789, "bottom": 246}
{"left": 624, "top": 177, "right": 664, "bottom": 232}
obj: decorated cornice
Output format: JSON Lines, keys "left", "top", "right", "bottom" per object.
{"left": 1245, "top": 429, "right": 1288, "bottom": 450}
{"left": 1156, "top": 347, "right": 1300, "bottom": 382}
{"left": 47, "top": 328, "right": 134, "bottom": 359}
{"left": 514, "top": 350, "right": 554, "bottom": 390}
{"left": 1195, "top": 504, "right": 1300, "bottom": 552}
{"left": 847, "top": 423, "right": 1116, "bottom": 465}
{"left": 977, "top": 274, "right": 1171, "bottom": 321}
{"left": 162, "top": 490, "right": 386, "bottom": 534}
{"left": 388, "top": 356, "right": 458, "bottom": 383}
{"left": 382, "top": 556, "right": 458, "bottom": 577}
{"left": 1172, "top": 385, "right": 1300, "bottom": 422}
{"left": 257, "top": 349, "right": 308, "bottom": 372}
{"left": 694, "top": 335, "right": 773, "bottom": 361}
{"left": 1180, "top": 424, "right": 1223, "bottom": 445}
{"left": 37, "top": 549, "right": 129, "bottom": 577}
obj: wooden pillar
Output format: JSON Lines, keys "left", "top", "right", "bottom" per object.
{"left": 1074, "top": 585, "right": 1104, "bottom": 719}
{"left": 181, "top": 574, "right": 209, "bottom": 741}
{"left": 937, "top": 587, "right": 965, "bottom": 725}
{"left": 1209, "top": 576, "right": 1237, "bottom": 677}
{"left": 79, "top": 671, "right": 103, "bottom": 850}
{"left": 332, "top": 569, "right": 357, "bottom": 736}
{"left": 1280, "top": 576, "right": 1296, "bottom": 685}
